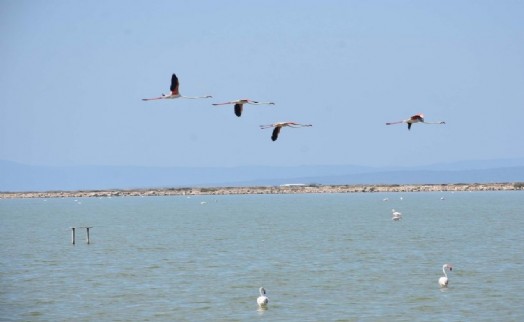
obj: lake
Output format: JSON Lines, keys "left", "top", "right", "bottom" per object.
{"left": 1, "top": 191, "right": 523, "bottom": 321}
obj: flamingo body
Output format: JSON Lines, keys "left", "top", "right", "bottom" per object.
{"left": 257, "top": 287, "right": 269, "bottom": 307}
{"left": 439, "top": 276, "right": 448, "bottom": 287}
{"left": 212, "top": 99, "right": 275, "bottom": 117}
{"left": 260, "top": 122, "right": 312, "bottom": 141}
{"left": 142, "top": 73, "right": 212, "bottom": 101}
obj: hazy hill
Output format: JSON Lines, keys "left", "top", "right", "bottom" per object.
{"left": 1, "top": 159, "right": 524, "bottom": 192}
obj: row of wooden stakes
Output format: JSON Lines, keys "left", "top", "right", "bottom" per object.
{"left": 70, "top": 226, "right": 92, "bottom": 244}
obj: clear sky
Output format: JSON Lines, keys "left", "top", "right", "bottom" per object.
{"left": 1, "top": 0, "right": 523, "bottom": 168}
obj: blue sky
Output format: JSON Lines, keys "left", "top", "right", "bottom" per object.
{"left": 1, "top": 1, "right": 523, "bottom": 168}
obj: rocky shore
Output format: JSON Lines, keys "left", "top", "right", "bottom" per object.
{"left": 1, "top": 182, "right": 522, "bottom": 199}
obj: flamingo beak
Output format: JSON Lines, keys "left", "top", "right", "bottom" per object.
{"left": 449, "top": 267, "right": 452, "bottom": 271}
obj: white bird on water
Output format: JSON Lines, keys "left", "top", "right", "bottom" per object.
{"left": 142, "top": 73, "right": 212, "bottom": 101}
{"left": 391, "top": 209, "right": 402, "bottom": 221}
{"left": 257, "top": 287, "right": 269, "bottom": 308}
{"left": 439, "top": 264, "right": 453, "bottom": 287}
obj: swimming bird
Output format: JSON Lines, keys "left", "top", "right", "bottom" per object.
{"left": 391, "top": 209, "right": 402, "bottom": 221}
{"left": 212, "top": 99, "right": 275, "bottom": 117}
{"left": 142, "top": 73, "right": 212, "bottom": 101}
{"left": 257, "top": 287, "right": 269, "bottom": 308}
{"left": 439, "top": 264, "right": 453, "bottom": 287}
{"left": 386, "top": 113, "right": 445, "bottom": 130}
{"left": 259, "top": 122, "right": 312, "bottom": 141}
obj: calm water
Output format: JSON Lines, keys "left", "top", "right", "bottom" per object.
{"left": 1, "top": 192, "right": 523, "bottom": 321}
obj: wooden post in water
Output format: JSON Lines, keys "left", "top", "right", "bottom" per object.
{"left": 71, "top": 227, "right": 76, "bottom": 245}
{"left": 85, "top": 227, "right": 92, "bottom": 244}
{"left": 71, "top": 226, "right": 92, "bottom": 244}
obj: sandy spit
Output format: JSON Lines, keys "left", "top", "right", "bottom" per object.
{"left": 1, "top": 183, "right": 522, "bottom": 199}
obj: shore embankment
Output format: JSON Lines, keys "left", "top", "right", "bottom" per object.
{"left": 1, "top": 183, "right": 522, "bottom": 199}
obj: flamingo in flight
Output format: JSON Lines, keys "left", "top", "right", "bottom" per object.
{"left": 386, "top": 113, "right": 445, "bottom": 130}
{"left": 257, "top": 287, "right": 269, "bottom": 308}
{"left": 142, "top": 73, "right": 212, "bottom": 101}
{"left": 260, "top": 122, "right": 312, "bottom": 141}
{"left": 212, "top": 99, "right": 275, "bottom": 117}
{"left": 439, "top": 264, "right": 453, "bottom": 287}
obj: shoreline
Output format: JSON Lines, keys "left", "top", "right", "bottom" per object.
{"left": 1, "top": 182, "right": 522, "bottom": 199}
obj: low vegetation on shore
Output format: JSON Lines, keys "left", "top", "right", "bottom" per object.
{"left": 1, "top": 183, "right": 522, "bottom": 199}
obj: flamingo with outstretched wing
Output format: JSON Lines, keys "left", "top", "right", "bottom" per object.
{"left": 212, "top": 99, "right": 275, "bottom": 117}
{"left": 142, "top": 73, "right": 212, "bottom": 101}
{"left": 260, "top": 122, "right": 312, "bottom": 141}
{"left": 386, "top": 113, "right": 445, "bottom": 130}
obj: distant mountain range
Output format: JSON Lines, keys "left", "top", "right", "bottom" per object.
{"left": 1, "top": 159, "right": 524, "bottom": 192}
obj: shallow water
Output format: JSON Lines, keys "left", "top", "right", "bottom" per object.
{"left": 1, "top": 191, "right": 523, "bottom": 321}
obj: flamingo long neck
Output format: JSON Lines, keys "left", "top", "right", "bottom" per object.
{"left": 442, "top": 266, "right": 448, "bottom": 278}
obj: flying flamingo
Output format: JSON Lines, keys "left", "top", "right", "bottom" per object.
{"left": 212, "top": 99, "right": 275, "bottom": 117}
{"left": 259, "top": 122, "right": 312, "bottom": 141}
{"left": 439, "top": 264, "right": 453, "bottom": 287}
{"left": 142, "top": 73, "right": 212, "bottom": 101}
{"left": 257, "top": 287, "right": 269, "bottom": 308}
{"left": 386, "top": 113, "right": 445, "bottom": 130}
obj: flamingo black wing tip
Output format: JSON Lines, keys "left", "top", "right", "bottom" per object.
{"left": 271, "top": 127, "right": 280, "bottom": 141}
{"left": 234, "top": 104, "right": 243, "bottom": 117}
